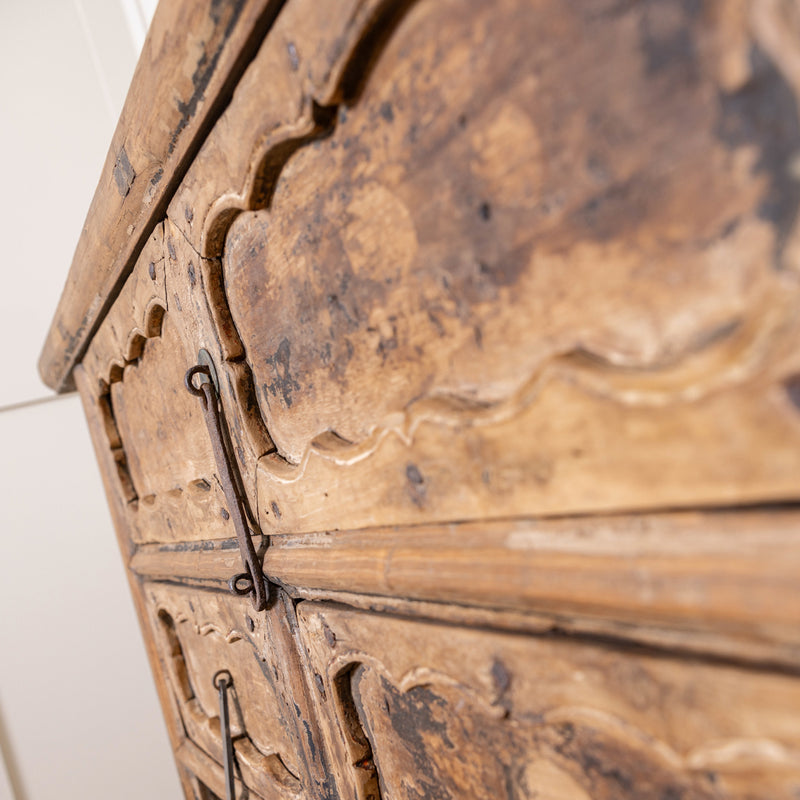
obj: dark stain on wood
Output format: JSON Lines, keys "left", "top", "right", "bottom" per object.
{"left": 348, "top": 667, "right": 734, "bottom": 799}
{"left": 405, "top": 463, "right": 426, "bottom": 508}
{"left": 155, "top": 539, "right": 217, "bottom": 553}
{"left": 379, "top": 101, "right": 394, "bottom": 122}
{"left": 262, "top": 338, "right": 301, "bottom": 408}
{"left": 490, "top": 657, "right": 511, "bottom": 698}
{"left": 405, "top": 464, "right": 424, "bottom": 485}
{"left": 362, "top": 676, "right": 452, "bottom": 797}
{"left": 168, "top": 0, "right": 247, "bottom": 156}
{"left": 150, "top": 166, "right": 164, "bottom": 189}
{"left": 547, "top": 720, "right": 719, "bottom": 800}
{"left": 715, "top": 46, "right": 800, "bottom": 260}
{"left": 784, "top": 374, "right": 800, "bottom": 411}
{"left": 113, "top": 147, "right": 136, "bottom": 197}
{"left": 287, "top": 41, "right": 299, "bottom": 71}
{"left": 638, "top": 0, "right": 699, "bottom": 78}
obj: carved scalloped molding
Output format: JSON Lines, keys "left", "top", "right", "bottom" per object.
{"left": 154, "top": 602, "right": 302, "bottom": 796}
{"left": 185, "top": 0, "right": 800, "bottom": 491}
{"left": 82, "top": 224, "right": 168, "bottom": 393}
{"left": 256, "top": 292, "right": 796, "bottom": 485}
{"left": 328, "top": 654, "right": 800, "bottom": 782}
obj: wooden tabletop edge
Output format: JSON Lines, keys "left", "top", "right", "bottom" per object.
{"left": 38, "top": 0, "right": 287, "bottom": 392}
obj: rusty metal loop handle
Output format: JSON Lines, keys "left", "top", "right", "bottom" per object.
{"left": 185, "top": 363, "right": 269, "bottom": 611}
{"left": 185, "top": 364, "right": 211, "bottom": 397}
{"left": 229, "top": 572, "right": 259, "bottom": 595}
{"left": 212, "top": 670, "right": 236, "bottom": 800}
{"left": 213, "top": 669, "right": 233, "bottom": 689}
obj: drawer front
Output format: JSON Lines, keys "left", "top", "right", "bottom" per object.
{"left": 141, "top": 582, "right": 340, "bottom": 799}
{"left": 144, "top": 582, "right": 303, "bottom": 799}
{"left": 81, "top": 220, "right": 273, "bottom": 545}
{"left": 165, "top": 0, "right": 800, "bottom": 537}
{"left": 82, "top": 0, "right": 800, "bottom": 543}
{"left": 298, "top": 603, "right": 800, "bottom": 800}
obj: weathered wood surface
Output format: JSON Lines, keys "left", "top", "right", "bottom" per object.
{"left": 79, "top": 224, "right": 167, "bottom": 392}
{"left": 241, "top": 0, "right": 800, "bottom": 530}
{"left": 81, "top": 218, "right": 274, "bottom": 544}
{"left": 39, "top": 0, "right": 286, "bottom": 392}
{"left": 299, "top": 603, "right": 800, "bottom": 800}
{"left": 167, "top": 0, "right": 396, "bottom": 257}
{"left": 144, "top": 582, "right": 305, "bottom": 799}
{"left": 166, "top": 0, "right": 800, "bottom": 530}
{"left": 61, "top": 0, "right": 800, "bottom": 796}
{"left": 81, "top": 0, "right": 800, "bottom": 540}
{"left": 130, "top": 509, "right": 800, "bottom": 668}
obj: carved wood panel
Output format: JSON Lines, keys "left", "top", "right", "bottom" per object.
{"left": 146, "top": 582, "right": 302, "bottom": 798}
{"left": 80, "top": 0, "right": 800, "bottom": 541}
{"left": 162, "top": 0, "right": 800, "bottom": 536}
{"left": 298, "top": 603, "right": 800, "bottom": 800}
{"left": 59, "top": 1, "right": 800, "bottom": 797}
{"left": 81, "top": 217, "right": 274, "bottom": 544}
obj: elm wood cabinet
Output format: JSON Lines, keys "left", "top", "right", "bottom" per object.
{"left": 41, "top": 0, "right": 800, "bottom": 796}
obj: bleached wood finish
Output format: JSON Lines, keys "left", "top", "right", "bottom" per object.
{"left": 48, "top": 0, "right": 800, "bottom": 796}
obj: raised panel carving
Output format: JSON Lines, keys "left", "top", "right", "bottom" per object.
{"left": 146, "top": 583, "right": 304, "bottom": 799}
{"left": 81, "top": 218, "right": 275, "bottom": 544}
{"left": 169, "top": 0, "right": 800, "bottom": 534}
{"left": 298, "top": 603, "right": 800, "bottom": 800}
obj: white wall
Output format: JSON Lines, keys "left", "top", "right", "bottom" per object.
{"left": 0, "top": 2, "right": 181, "bottom": 798}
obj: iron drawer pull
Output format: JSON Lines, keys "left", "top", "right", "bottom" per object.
{"left": 213, "top": 670, "right": 236, "bottom": 800}
{"left": 186, "top": 361, "right": 269, "bottom": 611}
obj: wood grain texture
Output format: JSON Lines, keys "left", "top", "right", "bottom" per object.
{"left": 263, "top": 511, "right": 800, "bottom": 647}
{"left": 299, "top": 602, "right": 800, "bottom": 800}
{"left": 39, "top": 0, "right": 286, "bottom": 392}
{"left": 130, "top": 509, "right": 800, "bottom": 668}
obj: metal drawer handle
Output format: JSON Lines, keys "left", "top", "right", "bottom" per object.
{"left": 213, "top": 670, "right": 236, "bottom": 800}
{"left": 186, "top": 360, "right": 269, "bottom": 611}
